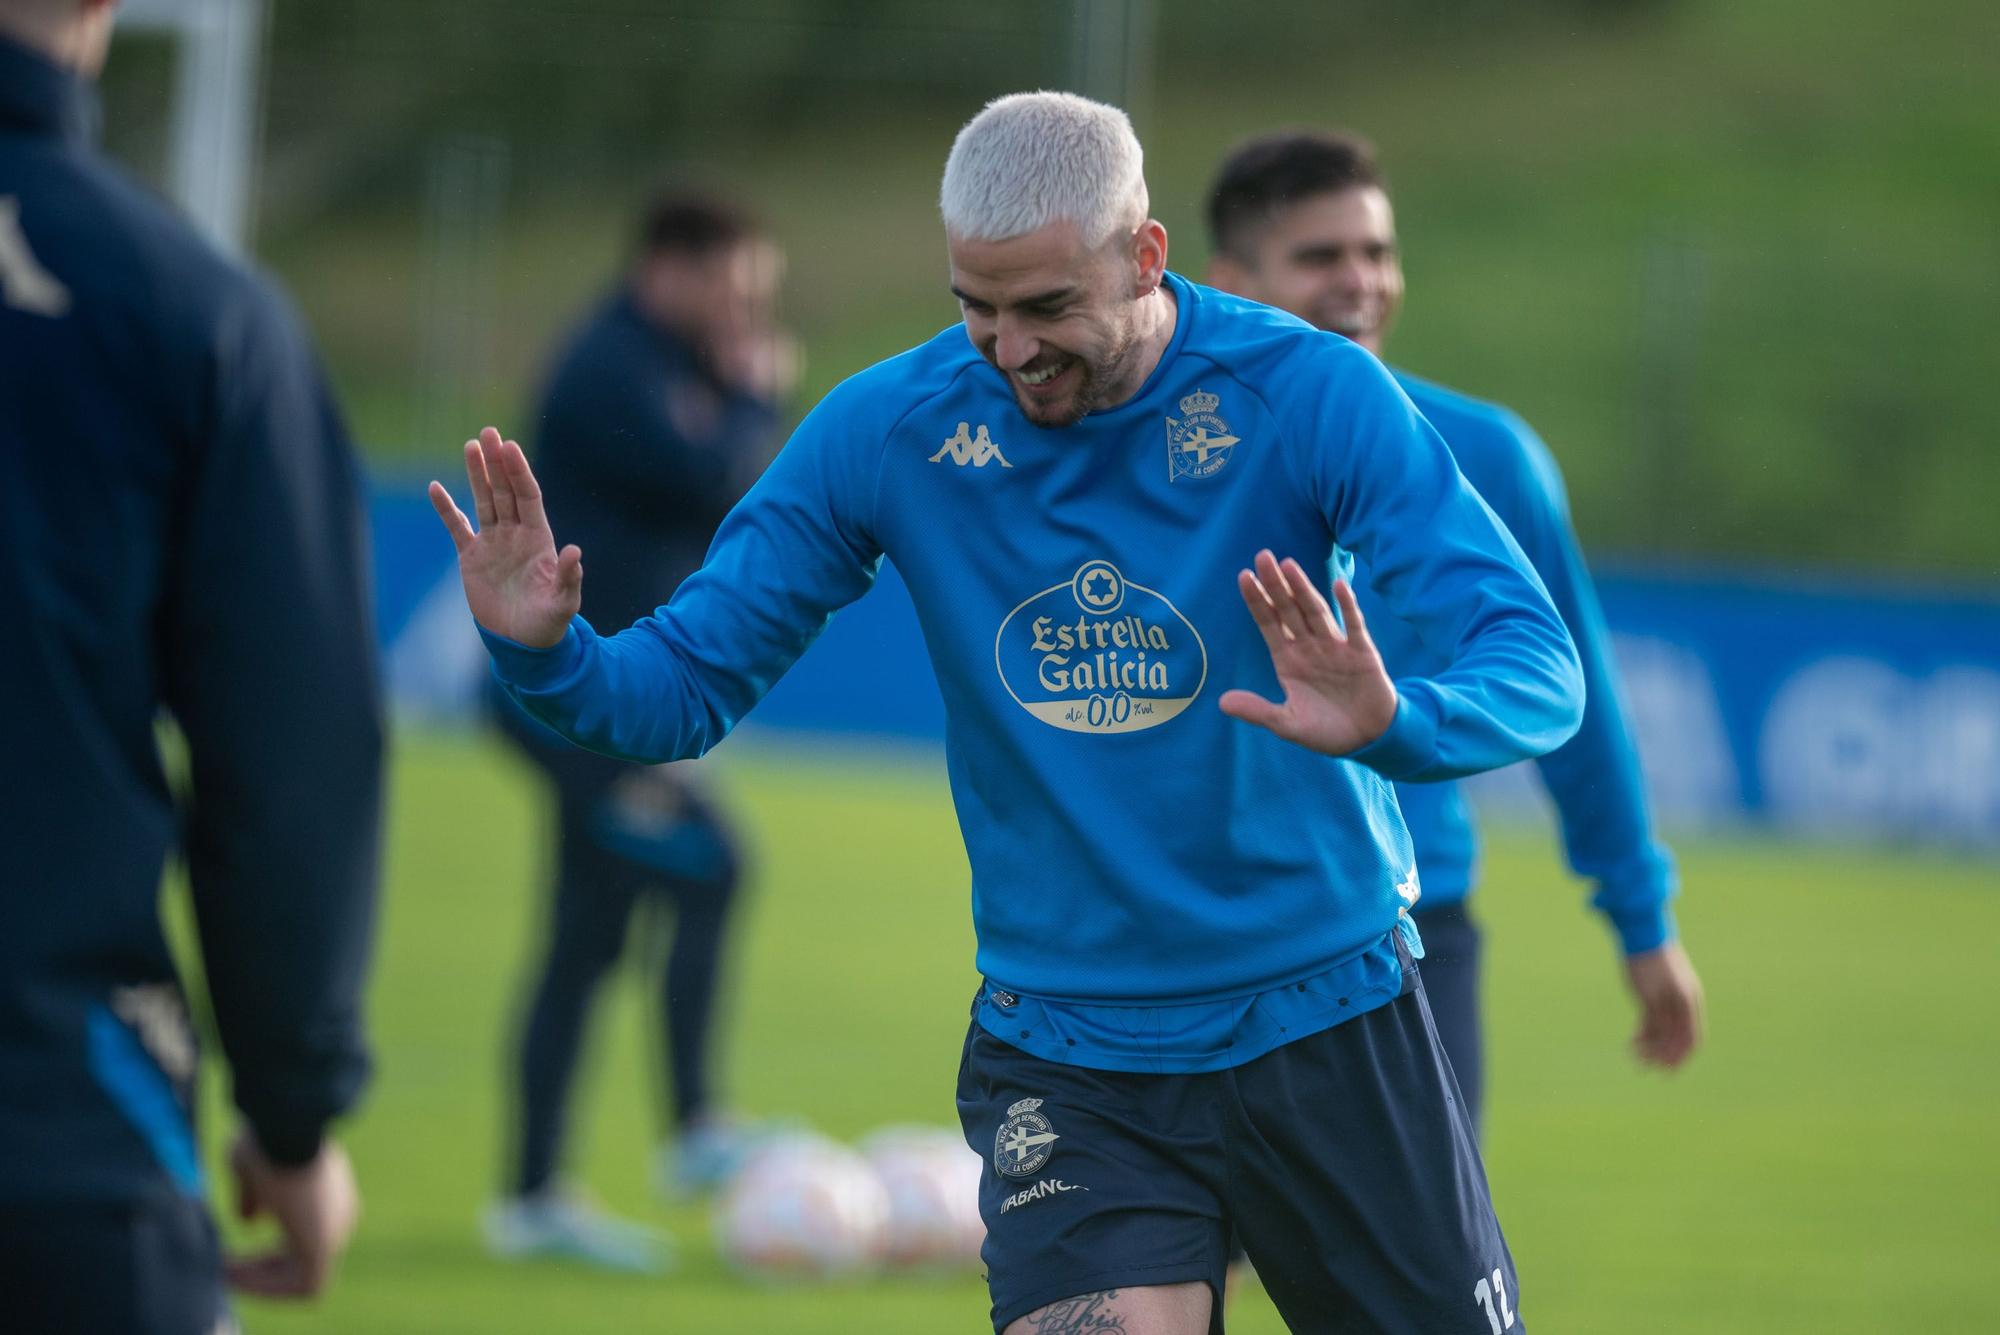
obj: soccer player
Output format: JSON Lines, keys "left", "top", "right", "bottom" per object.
{"left": 482, "top": 190, "right": 795, "bottom": 1271}
{"left": 434, "top": 92, "right": 1582, "bottom": 1333}
{"left": 0, "top": 1, "right": 383, "bottom": 1329}
{"left": 1205, "top": 130, "right": 1704, "bottom": 1128}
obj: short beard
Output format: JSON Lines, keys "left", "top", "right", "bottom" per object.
{"left": 1012, "top": 359, "right": 1092, "bottom": 428}
{"left": 1020, "top": 317, "right": 1141, "bottom": 429}
{"left": 1012, "top": 383, "right": 1087, "bottom": 429}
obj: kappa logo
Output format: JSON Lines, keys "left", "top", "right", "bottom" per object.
{"left": 1166, "top": 388, "right": 1239, "bottom": 481}
{"left": 1395, "top": 865, "right": 1421, "bottom": 916}
{"left": 994, "top": 1097, "right": 1060, "bottom": 1178}
{"left": 999, "top": 1177, "right": 1090, "bottom": 1214}
{"left": 931, "top": 420, "right": 1012, "bottom": 468}
{"left": 0, "top": 196, "right": 72, "bottom": 318}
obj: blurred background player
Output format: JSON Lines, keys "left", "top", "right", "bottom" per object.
{"left": 1206, "top": 129, "right": 1706, "bottom": 1129}
{"left": 482, "top": 188, "right": 798, "bottom": 1270}
{"left": 0, "top": 0, "right": 383, "bottom": 1328}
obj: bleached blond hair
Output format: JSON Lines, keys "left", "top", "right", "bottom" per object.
{"left": 939, "top": 91, "right": 1149, "bottom": 248}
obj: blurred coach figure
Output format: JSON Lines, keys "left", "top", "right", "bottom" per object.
{"left": 0, "top": 0, "right": 383, "bottom": 1329}
{"left": 483, "top": 189, "right": 795, "bottom": 1269}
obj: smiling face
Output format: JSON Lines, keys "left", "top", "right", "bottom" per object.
{"left": 1209, "top": 185, "right": 1404, "bottom": 354}
{"left": 947, "top": 217, "right": 1168, "bottom": 429}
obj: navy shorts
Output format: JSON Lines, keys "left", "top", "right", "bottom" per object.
{"left": 956, "top": 946, "right": 1521, "bottom": 1334}
{"left": 0, "top": 1186, "right": 231, "bottom": 1334}
{"left": 1408, "top": 900, "right": 1485, "bottom": 1134}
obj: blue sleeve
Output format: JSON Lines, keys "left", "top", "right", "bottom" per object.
{"left": 1285, "top": 349, "right": 1583, "bottom": 782}
{"left": 1491, "top": 424, "right": 1679, "bottom": 954}
{"left": 485, "top": 375, "right": 886, "bottom": 761}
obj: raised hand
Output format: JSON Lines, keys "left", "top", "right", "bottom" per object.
{"left": 1219, "top": 550, "right": 1399, "bottom": 757}
{"left": 428, "top": 427, "right": 582, "bottom": 649}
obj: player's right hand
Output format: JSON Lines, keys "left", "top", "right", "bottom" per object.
{"left": 429, "top": 426, "right": 583, "bottom": 649}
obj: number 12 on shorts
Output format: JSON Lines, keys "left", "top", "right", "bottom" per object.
{"left": 1474, "top": 1267, "right": 1516, "bottom": 1332}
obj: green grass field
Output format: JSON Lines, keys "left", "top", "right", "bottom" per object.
{"left": 206, "top": 728, "right": 1997, "bottom": 1333}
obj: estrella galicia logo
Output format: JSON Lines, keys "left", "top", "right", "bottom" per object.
{"left": 1166, "top": 387, "right": 1240, "bottom": 481}
{"left": 995, "top": 560, "right": 1208, "bottom": 734}
{"left": 994, "top": 1097, "right": 1060, "bottom": 1179}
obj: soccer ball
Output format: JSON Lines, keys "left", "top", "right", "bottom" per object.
{"left": 859, "top": 1126, "right": 986, "bottom": 1270}
{"left": 712, "top": 1134, "right": 891, "bottom": 1279}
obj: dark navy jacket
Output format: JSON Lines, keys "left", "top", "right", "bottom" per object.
{"left": 493, "top": 289, "right": 779, "bottom": 757}
{"left": 0, "top": 36, "right": 382, "bottom": 1200}
{"left": 534, "top": 290, "right": 780, "bottom": 633}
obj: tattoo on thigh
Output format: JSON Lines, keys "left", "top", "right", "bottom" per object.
{"left": 1024, "top": 1290, "right": 1127, "bottom": 1333}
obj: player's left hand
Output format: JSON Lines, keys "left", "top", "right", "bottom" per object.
{"left": 1220, "top": 550, "right": 1399, "bottom": 757}
{"left": 223, "top": 1131, "right": 360, "bottom": 1300}
{"left": 1623, "top": 940, "right": 1705, "bottom": 1069}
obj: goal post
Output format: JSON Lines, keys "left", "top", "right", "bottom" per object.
{"left": 115, "top": 0, "right": 266, "bottom": 257}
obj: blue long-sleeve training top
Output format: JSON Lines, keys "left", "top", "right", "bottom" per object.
{"left": 485, "top": 274, "right": 1581, "bottom": 1072}
{"left": 1, "top": 36, "right": 382, "bottom": 1200}
{"left": 1359, "top": 372, "right": 1678, "bottom": 955}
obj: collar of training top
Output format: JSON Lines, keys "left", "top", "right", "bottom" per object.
{"left": 0, "top": 34, "right": 101, "bottom": 149}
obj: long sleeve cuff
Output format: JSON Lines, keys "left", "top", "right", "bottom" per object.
{"left": 1588, "top": 849, "right": 1679, "bottom": 955}
{"left": 1342, "top": 689, "right": 1437, "bottom": 781}
{"left": 1603, "top": 900, "right": 1676, "bottom": 956}
{"left": 251, "top": 1120, "right": 327, "bottom": 1168}
{"left": 480, "top": 616, "right": 588, "bottom": 692}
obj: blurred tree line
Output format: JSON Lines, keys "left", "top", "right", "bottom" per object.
{"left": 99, "top": 0, "right": 1999, "bottom": 579}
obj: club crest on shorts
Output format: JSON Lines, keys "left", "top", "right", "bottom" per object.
{"left": 994, "top": 1097, "right": 1060, "bottom": 1178}
{"left": 1166, "top": 388, "right": 1239, "bottom": 481}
